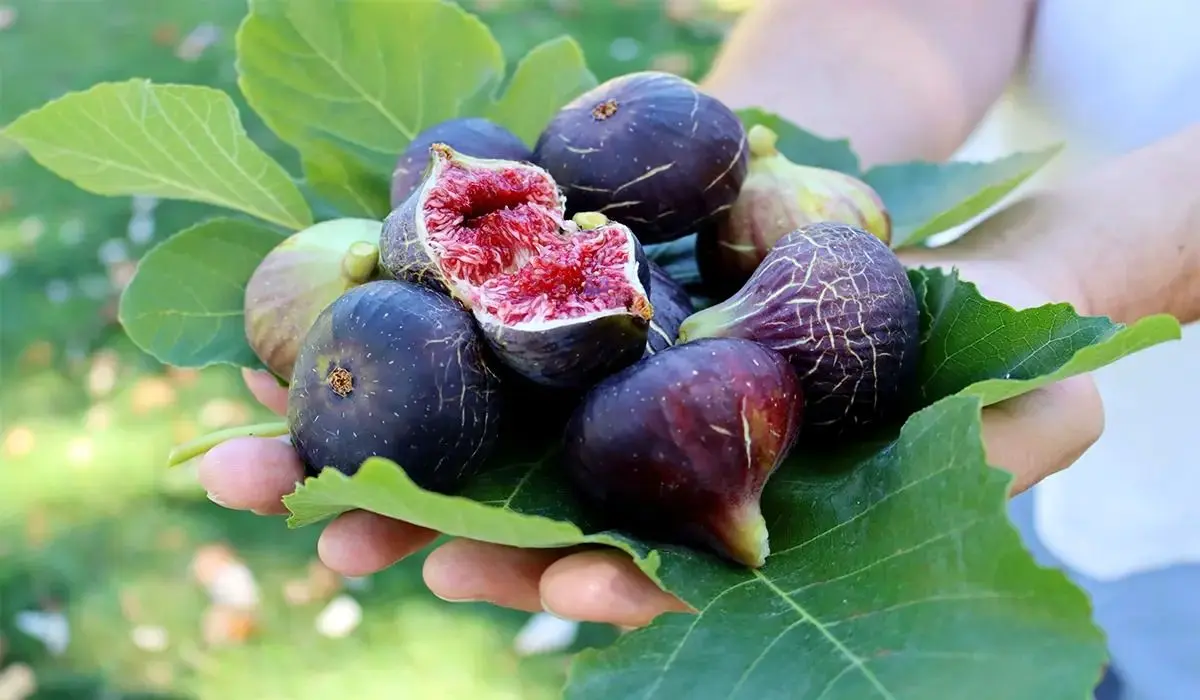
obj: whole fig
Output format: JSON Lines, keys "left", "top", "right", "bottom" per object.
{"left": 532, "top": 71, "right": 748, "bottom": 245}
{"left": 697, "top": 124, "right": 891, "bottom": 294}
{"left": 562, "top": 337, "right": 803, "bottom": 568}
{"left": 679, "top": 222, "right": 919, "bottom": 441}
{"left": 390, "top": 117, "right": 532, "bottom": 208}
{"left": 380, "top": 145, "right": 654, "bottom": 390}
{"left": 288, "top": 279, "right": 501, "bottom": 494}
{"left": 645, "top": 261, "right": 695, "bottom": 355}
{"left": 244, "top": 218, "right": 385, "bottom": 380}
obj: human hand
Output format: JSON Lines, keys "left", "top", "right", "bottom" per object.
{"left": 199, "top": 258, "right": 1103, "bottom": 628}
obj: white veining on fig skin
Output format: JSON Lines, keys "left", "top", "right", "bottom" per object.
{"left": 680, "top": 223, "right": 917, "bottom": 434}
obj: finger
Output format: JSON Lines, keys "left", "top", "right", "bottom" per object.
{"left": 318, "top": 510, "right": 438, "bottom": 577}
{"left": 197, "top": 436, "right": 303, "bottom": 515}
{"left": 242, "top": 368, "right": 289, "bottom": 415}
{"left": 539, "top": 549, "right": 692, "bottom": 627}
{"left": 981, "top": 374, "right": 1105, "bottom": 496}
{"left": 423, "top": 539, "right": 564, "bottom": 613}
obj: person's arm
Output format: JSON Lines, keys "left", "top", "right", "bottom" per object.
{"left": 701, "top": 0, "right": 1036, "bottom": 167}
{"left": 906, "top": 122, "right": 1200, "bottom": 326}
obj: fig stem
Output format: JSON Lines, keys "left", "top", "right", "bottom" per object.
{"left": 167, "top": 420, "right": 290, "bottom": 467}
{"left": 747, "top": 124, "right": 780, "bottom": 159}
{"left": 572, "top": 211, "right": 610, "bottom": 230}
{"left": 341, "top": 241, "right": 380, "bottom": 284}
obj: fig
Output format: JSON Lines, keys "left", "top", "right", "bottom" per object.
{"left": 562, "top": 337, "right": 803, "bottom": 568}
{"left": 244, "top": 218, "right": 386, "bottom": 380}
{"left": 697, "top": 124, "right": 891, "bottom": 294}
{"left": 287, "top": 279, "right": 501, "bottom": 494}
{"left": 531, "top": 70, "right": 749, "bottom": 245}
{"left": 644, "top": 261, "right": 695, "bottom": 355}
{"left": 380, "top": 145, "right": 654, "bottom": 389}
{"left": 390, "top": 117, "right": 532, "bottom": 208}
{"left": 680, "top": 222, "right": 920, "bottom": 440}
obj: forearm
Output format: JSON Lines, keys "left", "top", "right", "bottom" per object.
{"left": 932, "top": 123, "right": 1200, "bottom": 325}
{"left": 700, "top": 0, "right": 1034, "bottom": 166}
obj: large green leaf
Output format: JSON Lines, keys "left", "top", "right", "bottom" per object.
{"left": 865, "top": 147, "right": 1062, "bottom": 248}
{"left": 913, "top": 268, "right": 1182, "bottom": 406}
{"left": 3, "top": 79, "right": 312, "bottom": 231}
{"left": 284, "top": 395, "right": 1106, "bottom": 699}
{"left": 565, "top": 395, "right": 1104, "bottom": 699}
{"left": 483, "top": 35, "right": 598, "bottom": 146}
{"left": 736, "top": 108, "right": 861, "bottom": 175}
{"left": 118, "top": 217, "right": 285, "bottom": 369}
{"left": 235, "top": 0, "right": 506, "bottom": 214}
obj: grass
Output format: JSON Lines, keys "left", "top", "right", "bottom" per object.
{"left": 0, "top": 0, "right": 735, "bottom": 696}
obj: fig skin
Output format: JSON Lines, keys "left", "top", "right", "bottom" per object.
{"left": 697, "top": 124, "right": 892, "bottom": 296}
{"left": 531, "top": 70, "right": 749, "bottom": 245}
{"left": 474, "top": 213, "right": 654, "bottom": 389}
{"left": 390, "top": 117, "right": 532, "bottom": 208}
{"left": 679, "top": 222, "right": 920, "bottom": 441}
{"left": 244, "top": 218, "right": 386, "bottom": 380}
{"left": 644, "top": 261, "right": 695, "bottom": 355}
{"left": 562, "top": 337, "right": 803, "bottom": 568}
{"left": 287, "top": 279, "right": 502, "bottom": 494}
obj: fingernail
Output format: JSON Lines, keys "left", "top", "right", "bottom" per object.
{"left": 206, "top": 491, "right": 229, "bottom": 508}
{"left": 431, "top": 590, "right": 481, "bottom": 604}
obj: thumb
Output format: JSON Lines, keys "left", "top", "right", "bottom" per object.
{"left": 242, "top": 368, "right": 290, "bottom": 416}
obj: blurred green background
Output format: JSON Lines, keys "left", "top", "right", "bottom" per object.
{"left": 0, "top": 0, "right": 744, "bottom": 697}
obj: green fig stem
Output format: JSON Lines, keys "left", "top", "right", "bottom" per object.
{"left": 676, "top": 306, "right": 733, "bottom": 344}
{"left": 747, "top": 123, "right": 780, "bottom": 159}
{"left": 573, "top": 211, "right": 610, "bottom": 230}
{"left": 341, "top": 241, "right": 380, "bottom": 284}
{"left": 167, "top": 420, "right": 289, "bottom": 467}
{"left": 716, "top": 500, "right": 771, "bottom": 568}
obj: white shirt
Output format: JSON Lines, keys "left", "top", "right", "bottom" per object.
{"left": 951, "top": 0, "right": 1200, "bottom": 581}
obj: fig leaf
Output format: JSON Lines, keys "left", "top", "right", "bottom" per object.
{"left": 483, "top": 36, "right": 599, "bottom": 147}
{"left": 865, "top": 146, "right": 1063, "bottom": 248}
{"left": 285, "top": 396, "right": 1106, "bottom": 700}
{"left": 235, "top": 0, "right": 597, "bottom": 219}
{"left": 912, "top": 267, "right": 1183, "bottom": 407}
{"left": 2, "top": 79, "right": 313, "bottom": 231}
{"left": 736, "top": 108, "right": 862, "bottom": 175}
{"left": 118, "top": 217, "right": 285, "bottom": 369}
{"left": 235, "top": 0, "right": 507, "bottom": 217}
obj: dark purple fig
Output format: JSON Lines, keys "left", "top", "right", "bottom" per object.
{"left": 531, "top": 71, "right": 749, "bottom": 245}
{"left": 562, "top": 337, "right": 803, "bottom": 568}
{"left": 390, "top": 117, "right": 532, "bottom": 208}
{"left": 244, "top": 218, "right": 386, "bottom": 380}
{"left": 287, "top": 279, "right": 501, "bottom": 494}
{"left": 472, "top": 211, "right": 653, "bottom": 389}
{"left": 697, "top": 124, "right": 892, "bottom": 295}
{"left": 380, "top": 145, "right": 654, "bottom": 390}
{"left": 645, "top": 261, "right": 694, "bottom": 355}
{"left": 679, "top": 222, "right": 920, "bottom": 441}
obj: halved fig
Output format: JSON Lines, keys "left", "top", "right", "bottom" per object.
{"left": 380, "top": 145, "right": 654, "bottom": 389}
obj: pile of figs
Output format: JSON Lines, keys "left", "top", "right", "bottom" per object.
{"left": 243, "top": 71, "right": 920, "bottom": 570}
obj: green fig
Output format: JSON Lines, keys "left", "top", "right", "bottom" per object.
{"left": 244, "top": 218, "right": 386, "bottom": 380}
{"left": 697, "top": 124, "right": 891, "bottom": 294}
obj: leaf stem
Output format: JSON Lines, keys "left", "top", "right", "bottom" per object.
{"left": 168, "top": 420, "right": 289, "bottom": 467}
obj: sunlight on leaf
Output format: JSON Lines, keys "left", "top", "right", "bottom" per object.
{"left": 4, "top": 79, "right": 313, "bottom": 230}
{"left": 236, "top": 0, "right": 506, "bottom": 207}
